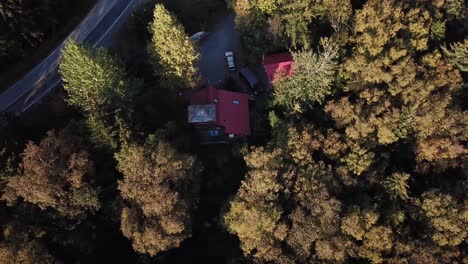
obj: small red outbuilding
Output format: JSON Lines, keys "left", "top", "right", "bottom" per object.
{"left": 263, "top": 52, "right": 294, "bottom": 83}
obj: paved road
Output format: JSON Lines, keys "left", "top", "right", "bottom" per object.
{"left": 198, "top": 14, "right": 239, "bottom": 85}
{"left": 0, "top": 0, "right": 149, "bottom": 114}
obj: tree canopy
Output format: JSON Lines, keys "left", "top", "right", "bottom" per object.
{"left": 226, "top": 0, "right": 468, "bottom": 263}
{"left": 60, "top": 40, "right": 140, "bottom": 149}
{"left": 116, "top": 134, "right": 202, "bottom": 256}
{"left": 0, "top": 223, "right": 58, "bottom": 264}
{"left": 148, "top": 4, "right": 200, "bottom": 89}
{"left": 442, "top": 39, "right": 468, "bottom": 71}
{"left": 1, "top": 125, "right": 100, "bottom": 219}
{"left": 273, "top": 38, "right": 339, "bottom": 112}
{"left": 1, "top": 1, "right": 466, "bottom": 262}
{"left": 231, "top": 0, "right": 352, "bottom": 59}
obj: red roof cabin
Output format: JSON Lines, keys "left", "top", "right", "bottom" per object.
{"left": 263, "top": 52, "right": 294, "bottom": 84}
{"left": 188, "top": 87, "right": 250, "bottom": 144}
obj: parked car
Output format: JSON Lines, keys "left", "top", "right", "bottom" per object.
{"left": 225, "top": 51, "right": 236, "bottom": 71}
{"left": 190, "top": 31, "right": 208, "bottom": 43}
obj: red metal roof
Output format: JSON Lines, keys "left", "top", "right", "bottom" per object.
{"left": 190, "top": 87, "right": 250, "bottom": 136}
{"left": 263, "top": 52, "right": 294, "bottom": 83}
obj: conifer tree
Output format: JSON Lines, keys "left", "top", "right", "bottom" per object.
{"left": 442, "top": 39, "right": 468, "bottom": 72}
{"left": 384, "top": 173, "right": 411, "bottom": 200}
{"left": 148, "top": 4, "right": 200, "bottom": 89}
{"left": 274, "top": 38, "right": 339, "bottom": 112}
{"left": 60, "top": 40, "right": 140, "bottom": 149}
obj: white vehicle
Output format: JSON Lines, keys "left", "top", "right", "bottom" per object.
{"left": 190, "top": 31, "right": 208, "bottom": 43}
{"left": 225, "top": 51, "right": 236, "bottom": 71}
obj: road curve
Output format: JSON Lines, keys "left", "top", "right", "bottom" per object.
{"left": 0, "top": 0, "right": 149, "bottom": 114}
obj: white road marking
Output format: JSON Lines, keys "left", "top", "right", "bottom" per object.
{"left": 93, "top": 0, "right": 138, "bottom": 47}
{"left": 3, "top": 0, "right": 117, "bottom": 94}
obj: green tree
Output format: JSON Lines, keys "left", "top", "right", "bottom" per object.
{"left": 279, "top": 0, "right": 325, "bottom": 49}
{"left": 116, "top": 134, "right": 202, "bottom": 256}
{"left": 148, "top": 4, "right": 200, "bottom": 89}
{"left": 60, "top": 40, "right": 135, "bottom": 113}
{"left": 0, "top": 147, "right": 17, "bottom": 190}
{"left": 445, "top": 0, "right": 466, "bottom": 18}
{"left": 274, "top": 38, "right": 339, "bottom": 112}
{"left": 255, "top": 0, "right": 282, "bottom": 14}
{"left": 323, "top": 0, "right": 352, "bottom": 44}
{"left": 442, "top": 39, "right": 468, "bottom": 71}
{"left": 340, "top": 143, "right": 374, "bottom": 176}
{"left": 59, "top": 40, "right": 140, "bottom": 149}
{"left": 384, "top": 173, "right": 411, "bottom": 200}
{"left": 1, "top": 126, "right": 100, "bottom": 219}
{"left": 231, "top": 0, "right": 329, "bottom": 57}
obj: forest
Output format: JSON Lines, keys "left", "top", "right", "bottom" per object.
{"left": 0, "top": 0, "right": 467, "bottom": 263}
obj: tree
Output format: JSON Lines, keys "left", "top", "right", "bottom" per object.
{"left": 224, "top": 148, "right": 287, "bottom": 263}
{"left": 351, "top": 0, "right": 405, "bottom": 57}
{"left": 225, "top": 143, "right": 347, "bottom": 263}
{"left": 442, "top": 39, "right": 468, "bottom": 71}
{"left": 322, "top": 0, "right": 352, "bottom": 44}
{"left": 285, "top": 174, "right": 344, "bottom": 263}
{"left": 340, "top": 143, "right": 375, "bottom": 176}
{"left": 358, "top": 226, "right": 394, "bottom": 264}
{"left": 1, "top": 125, "right": 100, "bottom": 219}
{"left": 412, "top": 92, "right": 467, "bottom": 169}
{"left": 384, "top": 173, "right": 411, "bottom": 200}
{"left": 59, "top": 40, "right": 140, "bottom": 149}
{"left": 333, "top": 0, "right": 465, "bottom": 163}
{"left": 421, "top": 190, "right": 467, "bottom": 247}
{"left": 0, "top": 147, "right": 18, "bottom": 191}
{"left": 274, "top": 38, "right": 339, "bottom": 112}
{"left": 148, "top": 4, "right": 200, "bottom": 89}
{"left": 314, "top": 236, "right": 350, "bottom": 263}
{"left": 116, "top": 134, "right": 202, "bottom": 256}
{"left": 0, "top": 0, "right": 53, "bottom": 69}
{"left": 231, "top": 0, "right": 330, "bottom": 58}
{"left": 340, "top": 207, "right": 394, "bottom": 264}
{"left": 341, "top": 207, "right": 380, "bottom": 241}
{"left": 445, "top": 0, "right": 466, "bottom": 19}
{"left": 60, "top": 40, "right": 135, "bottom": 112}
{"left": 390, "top": 239, "right": 462, "bottom": 264}
{"left": 0, "top": 223, "right": 59, "bottom": 264}
{"left": 227, "top": 1, "right": 467, "bottom": 263}
{"left": 279, "top": 0, "right": 325, "bottom": 49}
